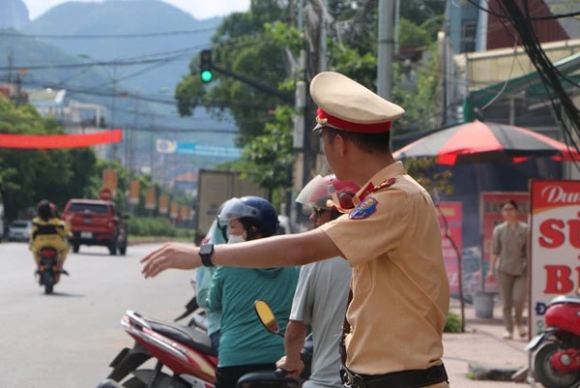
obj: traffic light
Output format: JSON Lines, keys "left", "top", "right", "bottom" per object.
{"left": 199, "top": 50, "right": 214, "bottom": 83}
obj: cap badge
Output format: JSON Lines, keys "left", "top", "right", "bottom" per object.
{"left": 316, "top": 116, "right": 328, "bottom": 126}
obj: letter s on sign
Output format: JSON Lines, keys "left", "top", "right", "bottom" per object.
{"left": 539, "top": 219, "right": 565, "bottom": 248}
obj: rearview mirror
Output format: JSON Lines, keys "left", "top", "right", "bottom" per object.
{"left": 254, "top": 300, "right": 282, "bottom": 336}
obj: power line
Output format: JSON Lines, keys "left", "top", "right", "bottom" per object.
{"left": 0, "top": 27, "right": 218, "bottom": 39}
{"left": 466, "top": 0, "right": 580, "bottom": 21}
{"left": 0, "top": 45, "right": 205, "bottom": 71}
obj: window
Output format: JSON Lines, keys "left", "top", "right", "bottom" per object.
{"left": 68, "top": 203, "right": 109, "bottom": 214}
{"left": 462, "top": 21, "right": 477, "bottom": 53}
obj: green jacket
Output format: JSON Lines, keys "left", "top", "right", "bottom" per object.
{"left": 208, "top": 265, "right": 298, "bottom": 367}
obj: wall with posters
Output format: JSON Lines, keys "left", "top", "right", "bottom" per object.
{"left": 529, "top": 180, "right": 580, "bottom": 336}
{"left": 481, "top": 192, "right": 529, "bottom": 292}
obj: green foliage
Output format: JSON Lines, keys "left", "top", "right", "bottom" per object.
{"left": 393, "top": 44, "right": 440, "bottom": 131}
{"left": 238, "top": 106, "right": 294, "bottom": 193}
{"left": 398, "top": 18, "right": 432, "bottom": 51}
{"left": 128, "top": 216, "right": 193, "bottom": 238}
{"left": 444, "top": 311, "right": 463, "bottom": 333}
{"left": 0, "top": 96, "right": 99, "bottom": 220}
{"left": 404, "top": 157, "right": 453, "bottom": 196}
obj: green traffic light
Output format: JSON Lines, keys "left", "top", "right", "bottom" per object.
{"left": 200, "top": 70, "right": 214, "bottom": 83}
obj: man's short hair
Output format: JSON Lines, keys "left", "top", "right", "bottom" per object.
{"left": 323, "top": 126, "right": 391, "bottom": 154}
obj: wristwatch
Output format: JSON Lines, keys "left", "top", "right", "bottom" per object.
{"left": 199, "top": 243, "right": 215, "bottom": 267}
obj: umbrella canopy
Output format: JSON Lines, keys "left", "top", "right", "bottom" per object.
{"left": 393, "top": 120, "right": 580, "bottom": 165}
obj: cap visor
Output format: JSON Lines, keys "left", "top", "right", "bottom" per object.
{"left": 313, "top": 123, "right": 324, "bottom": 131}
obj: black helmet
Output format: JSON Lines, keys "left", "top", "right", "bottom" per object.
{"left": 37, "top": 200, "right": 53, "bottom": 221}
{"left": 218, "top": 196, "right": 278, "bottom": 238}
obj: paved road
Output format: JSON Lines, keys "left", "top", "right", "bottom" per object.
{"left": 0, "top": 242, "right": 195, "bottom": 388}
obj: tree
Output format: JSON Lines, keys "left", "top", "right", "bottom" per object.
{"left": 0, "top": 96, "right": 99, "bottom": 220}
{"left": 174, "top": 0, "right": 444, "bottom": 197}
{"left": 237, "top": 106, "right": 294, "bottom": 198}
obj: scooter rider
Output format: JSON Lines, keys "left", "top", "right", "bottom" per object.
{"left": 30, "top": 200, "right": 70, "bottom": 282}
{"left": 276, "top": 174, "right": 359, "bottom": 387}
{"left": 207, "top": 196, "right": 298, "bottom": 388}
{"left": 141, "top": 72, "right": 450, "bottom": 388}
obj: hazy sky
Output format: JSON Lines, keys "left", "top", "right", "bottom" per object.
{"left": 21, "top": 0, "right": 251, "bottom": 21}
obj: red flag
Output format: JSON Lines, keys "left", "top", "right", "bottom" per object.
{"left": 0, "top": 129, "right": 122, "bottom": 149}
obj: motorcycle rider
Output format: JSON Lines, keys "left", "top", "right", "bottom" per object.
{"left": 277, "top": 174, "right": 359, "bottom": 387}
{"left": 29, "top": 200, "right": 70, "bottom": 282}
{"left": 207, "top": 196, "right": 298, "bottom": 388}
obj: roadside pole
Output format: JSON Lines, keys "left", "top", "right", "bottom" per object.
{"left": 377, "top": 0, "right": 396, "bottom": 148}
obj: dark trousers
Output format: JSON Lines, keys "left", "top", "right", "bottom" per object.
{"left": 209, "top": 330, "right": 221, "bottom": 353}
{"left": 215, "top": 363, "right": 275, "bottom": 388}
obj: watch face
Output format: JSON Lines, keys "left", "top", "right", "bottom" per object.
{"left": 200, "top": 244, "right": 213, "bottom": 255}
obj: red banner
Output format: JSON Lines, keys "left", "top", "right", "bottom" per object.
{"left": 0, "top": 129, "right": 122, "bottom": 149}
{"left": 437, "top": 202, "right": 463, "bottom": 295}
{"left": 481, "top": 192, "right": 529, "bottom": 292}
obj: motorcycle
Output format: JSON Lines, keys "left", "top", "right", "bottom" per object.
{"left": 96, "top": 299, "right": 309, "bottom": 388}
{"left": 37, "top": 246, "right": 62, "bottom": 294}
{"left": 526, "top": 295, "right": 580, "bottom": 388}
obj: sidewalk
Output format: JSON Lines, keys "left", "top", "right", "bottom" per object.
{"left": 443, "top": 300, "right": 536, "bottom": 387}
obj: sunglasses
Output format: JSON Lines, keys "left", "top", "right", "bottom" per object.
{"left": 312, "top": 208, "right": 328, "bottom": 218}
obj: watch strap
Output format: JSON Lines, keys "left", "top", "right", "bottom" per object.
{"left": 199, "top": 244, "right": 214, "bottom": 267}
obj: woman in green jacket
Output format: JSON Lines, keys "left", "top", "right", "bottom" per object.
{"left": 207, "top": 196, "right": 298, "bottom": 388}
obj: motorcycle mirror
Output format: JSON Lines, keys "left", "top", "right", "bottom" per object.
{"left": 254, "top": 300, "right": 282, "bottom": 336}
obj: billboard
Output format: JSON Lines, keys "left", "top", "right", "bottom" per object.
{"left": 145, "top": 188, "right": 156, "bottom": 211}
{"left": 159, "top": 195, "right": 169, "bottom": 214}
{"left": 129, "top": 180, "right": 140, "bottom": 205}
{"left": 529, "top": 180, "right": 580, "bottom": 336}
{"left": 156, "top": 139, "right": 241, "bottom": 159}
{"left": 102, "top": 168, "right": 118, "bottom": 195}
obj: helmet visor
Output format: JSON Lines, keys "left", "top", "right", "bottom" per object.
{"left": 217, "top": 198, "right": 260, "bottom": 223}
{"left": 296, "top": 175, "right": 328, "bottom": 209}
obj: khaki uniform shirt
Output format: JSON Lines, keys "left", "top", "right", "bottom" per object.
{"left": 320, "top": 162, "right": 450, "bottom": 375}
{"left": 492, "top": 221, "right": 528, "bottom": 276}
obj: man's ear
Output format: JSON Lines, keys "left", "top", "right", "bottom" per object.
{"left": 335, "top": 133, "right": 348, "bottom": 157}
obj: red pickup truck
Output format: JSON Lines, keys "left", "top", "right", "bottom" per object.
{"left": 62, "top": 199, "right": 128, "bottom": 255}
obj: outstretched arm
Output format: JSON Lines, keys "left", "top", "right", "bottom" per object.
{"left": 141, "top": 229, "right": 341, "bottom": 278}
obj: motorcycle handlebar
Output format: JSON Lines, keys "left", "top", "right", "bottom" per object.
{"left": 274, "top": 368, "right": 289, "bottom": 378}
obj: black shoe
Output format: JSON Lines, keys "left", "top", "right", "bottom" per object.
{"left": 59, "top": 269, "right": 69, "bottom": 276}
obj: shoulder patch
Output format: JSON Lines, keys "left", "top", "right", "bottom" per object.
{"left": 349, "top": 197, "right": 378, "bottom": 220}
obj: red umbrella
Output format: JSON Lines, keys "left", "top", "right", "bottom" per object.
{"left": 393, "top": 120, "right": 580, "bottom": 165}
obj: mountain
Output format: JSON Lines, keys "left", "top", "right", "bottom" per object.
{"left": 0, "top": 0, "right": 29, "bottom": 30}
{"left": 7, "top": 0, "right": 238, "bottom": 173}
{"left": 24, "top": 0, "right": 221, "bottom": 94}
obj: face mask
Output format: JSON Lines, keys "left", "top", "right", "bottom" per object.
{"left": 228, "top": 234, "right": 246, "bottom": 244}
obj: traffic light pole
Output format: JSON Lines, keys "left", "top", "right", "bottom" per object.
{"left": 210, "top": 64, "right": 295, "bottom": 105}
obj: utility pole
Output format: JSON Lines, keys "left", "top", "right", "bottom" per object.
{"left": 111, "top": 61, "right": 119, "bottom": 162}
{"left": 377, "top": 0, "right": 395, "bottom": 101}
{"left": 7, "top": 50, "right": 13, "bottom": 85}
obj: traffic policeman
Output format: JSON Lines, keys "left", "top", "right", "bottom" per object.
{"left": 141, "top": 71, "right": 451, "bottom": 388}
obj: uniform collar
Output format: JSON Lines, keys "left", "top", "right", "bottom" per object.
{"left": 353, "top": 162, "right": 407, "bottom": 205}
